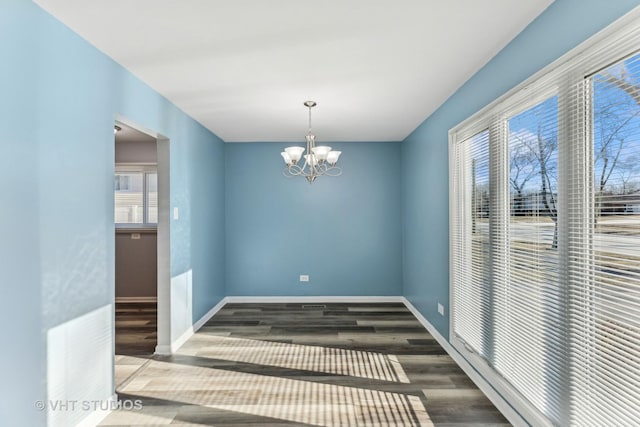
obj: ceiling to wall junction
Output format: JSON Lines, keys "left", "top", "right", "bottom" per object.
{"left": 36, "top": 0, "right": 553, "bottom": 142}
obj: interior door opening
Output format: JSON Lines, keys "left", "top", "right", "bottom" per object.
{"left": 113, "top": 118, "right": 170, "bottom": 389}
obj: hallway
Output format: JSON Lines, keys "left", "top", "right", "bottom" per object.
{"left": 101, "top": 303, "right": 508, "bottom": 426}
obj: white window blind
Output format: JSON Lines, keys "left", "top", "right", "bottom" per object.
{"left": 497, "top": 96, "right": 565, "bottom": 417}
{"left": 146, "top": 172, "right": 158, "bottom": 223}
{"left": 451, "top": 130, "right": 491, "bottom": 357}
{"left": 571, "top": 51, "right": 640, "bottom": 426}
{"left": 450, "top": 11, "right": 640, "bottom": 426}
{"left": 115, "top": 172, "right": 144, "bottom": 223}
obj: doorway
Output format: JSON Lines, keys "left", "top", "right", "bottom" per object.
{"left": 113, "top": 117, "right": 170, "bottom": 386}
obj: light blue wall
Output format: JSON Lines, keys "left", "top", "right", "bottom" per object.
{"left": 0, "top": 1, "right": 225, "bottom": 425}
{"left": 186, "top": 125, "right": 226, "bottom": 319}
{"left": 0, "top": 2, "right": 43, "bottom": 425}
{"left": 226, "top": 142, "right": 402, "bottom": 296}
{"left": 402, "top": 0, "right": 640, "bottom": 339}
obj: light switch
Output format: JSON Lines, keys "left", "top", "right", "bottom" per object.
{"left": 173, "top": 207, "right": 179, "bottom": 220}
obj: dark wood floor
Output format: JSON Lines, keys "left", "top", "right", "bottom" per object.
{"left": 103, "top": 302, "right": 509, "bottom": 426}
{"left": 114, "top": 302, "right": 157, "bottom": 388}
{"left": 116, "top": 302, "right": 157, "bottom": 355}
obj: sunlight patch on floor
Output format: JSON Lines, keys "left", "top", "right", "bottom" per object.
{"left": 178, "top": 335, "right": 410, "bottom": 383}
{"left": 118, "top": 359, "right": 431, "bottom": 426}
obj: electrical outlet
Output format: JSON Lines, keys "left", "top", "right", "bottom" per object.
{"left": 438, "top": 303, "right": 445, "bottom": 316}
{"left": 299, "top": 275, "right": 309, "bottom": 282}
{"left": 131, "top": 233, "right": 141, "bottom": 240}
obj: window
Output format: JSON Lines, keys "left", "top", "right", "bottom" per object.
{"left": 450, "top": 15, "right": 640, "bottom": 426}
{"left": 579, "top": 52, "right": 640, "bottom": 426}
{"left": 115, "top": 166, "right": 157, "bottom": 226}
{"left": 114, "top": 174, "right": 132, "bottom": 191}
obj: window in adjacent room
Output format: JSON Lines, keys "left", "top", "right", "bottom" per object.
{"left": 115, "top": 166, "right": 157, "bottom": 226}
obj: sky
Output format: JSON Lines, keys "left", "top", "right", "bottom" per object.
{"left": 469, "top": 51, "right": 640, "bottom": 201}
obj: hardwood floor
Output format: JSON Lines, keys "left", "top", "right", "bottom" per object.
{"left": 102, "top": 302, "right": 509, "bottom": 426}
{"left": 116, "top": 302, "right": 157, "bottom": 355}
{"left": 114, "top": 302, "right": 157, "bottom": 388}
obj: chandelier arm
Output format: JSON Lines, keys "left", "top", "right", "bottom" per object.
{"left": 285, "top": 160, "right": 341, "bottom": 178}
{"left": 282, "top": 168, "right": 295, "bottom": 178}
{"left": 323, "top": 166, "right": 342, "bottom": 177}
{"left": 283, "top": 167, "right": 301, "bottom": 178}
{"left": 284, "top": 164, "right": 304, "bottom": 177}
{"left": 285, "top": 163, "right": 328, "bottom": 178}
{"left": 315, "top": 162, "right": 328, "bottom": 176}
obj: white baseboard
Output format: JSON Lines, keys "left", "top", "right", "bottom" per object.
{"left": 74, "top": 394, "right": 117, "bottom": 427}
{"left": 192, "top": 298, "right": 229, "bottom": 331}
{"left": 154, "top": 344, "right": 172, "bottom": 355}
{"left": 115, "top": 297, "right": 157, "bottom": 303}
{"left": 400, "top": 298, "right": 526, "bottom": 427}
{"left": 155, "top": 297, "right": 228, "bottom": 355}
{"left": 225, "top": 296, "right": 405, "bottom": 303}
{"left": 169, "top": 327, "right": 194, "bottom": 354}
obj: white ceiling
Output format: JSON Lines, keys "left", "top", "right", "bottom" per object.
{"left": 35, "top": 0, "right": 553, "bottom": 142}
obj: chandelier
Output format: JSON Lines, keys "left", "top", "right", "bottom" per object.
{"left": 280, "top": 101, "right": 342, "bottom": 183}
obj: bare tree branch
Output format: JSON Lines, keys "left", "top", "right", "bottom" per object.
{"left": 601, "top": 70, "right": 640, "bottom": 106}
